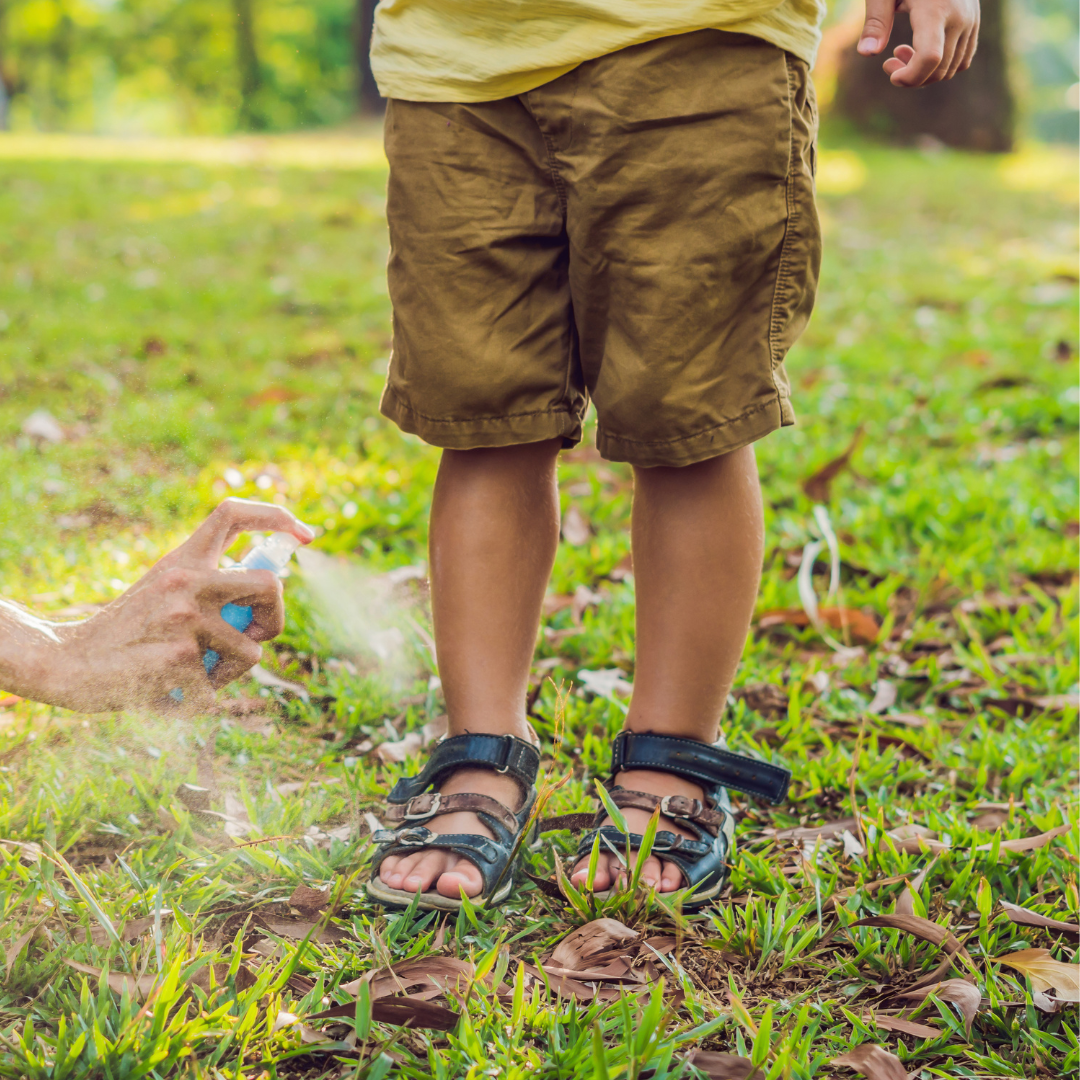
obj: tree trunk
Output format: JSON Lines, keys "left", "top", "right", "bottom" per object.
{"left": 834, "top": 0, "right": 1014, "bottom": 152}
{"left": 353, "top": 0, "right": 384, "bottom": 115}
{"left": 233, "top": 0, "right": 262, "bottom": 129}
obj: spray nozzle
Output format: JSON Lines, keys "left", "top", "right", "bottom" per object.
{"left": 240, "top": 531, "right": 302, "bottom": 574}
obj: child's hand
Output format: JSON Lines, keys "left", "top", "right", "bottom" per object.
{"left": 858, "top": 0, "right": 980, "bottom": 87}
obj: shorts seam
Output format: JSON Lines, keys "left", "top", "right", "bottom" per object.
{"left": 768, "top": 53, "right": 799, "bottom": 375}
{"left": 597, "top": 398, "right": 781, "bottom": 449}
{"left": 383, "top": 384, "right": 579, "bottom": 427}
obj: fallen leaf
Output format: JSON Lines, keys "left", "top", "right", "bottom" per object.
{"left": 757, "top": 607, "right": 880, "bottom": 644}
{"left": 289, "top": 883, "right": 331, "bottom": 915}
{"left": 685, "top": 1050, "right": 764, "bottom": 1080}
{"left": 250, "top": 664, "right": 310, "bottom": 702}
{"left": 1030, "top": 693, "right": 1080, "bottom": 712}
{"left": 22, "top": 409, "right": 65, "bottom": 443}
{"left": 802, "top": 427, "right": 864, "bottom": 503}
{"left": 841, "top": 830, "right": 866, "bottom": 858}
{"left": 561, "top": 506, "right": 591, "bottom": 546}
{"left": 341, "top": 956, "right": 475, "bottom": 999}
{"left": 831, "top": 1043, "right": 907, "bottom": 1080}
{"left": 223, "top": 793, "right": 254, "bottom": 838}
{"left": 576, "top": 668, "right": 634, "bottom": 699}
{"left": 0, "top": 839, "right": 42, "bottom": 863}
{"left": 259, "top": 915, "right": 348, "bottom": 944}
{"left": 868, "top": 680, "right": 897, "bottom": 714}
{"left": 975, "top": 823, "right": 1072, "bottom": 853}
{"left": 309, "top": 993, "right": 460, "bottom": 1030}
{"left": 879, "top": 712, "right": 928, "bottom": 727}
{"left": 853, "top": 914, "right": 970, "bottom": 961}
{"left": 884, "top": 824, "right": 950, "bottom": 855}
{"left": 550, "top": 919, "right": 639, "bottom": 971}
{"left": 521, "top": 961, "right": 595, "bottom": 1001}
{"left": 999, "top": 899, "right": 1080, "bottom": 934}
{"left": 84, "top": 915, "right": 166, "bottom": 947}
{"left": 373, "top": 716, "right": 446, "bottom": 764}
{"left": 733, "top": 683, "right": 789, "bottom": 716}
{"left": 4, "top": 927, "right": 37, "bottom": 980}
{"left": 896, "top": 978, "right": 981, "bottom": 1031}
{"left": 607, "top": 551, "right": 634, "bottom": 582}
{"left": 995, "top": 948, "right": 1080, "bottom": 1001}
{"left": 157, "top": 806, "right": 181, "bottom": 833}
{"left": 1031, "top": 990, "right": 1063, "bottom": 1013}
{"left": 64, "top": 959, "right": 158, "bottom": 1001}
{"left": 894, "top": 863, "right": 934, "bottom": 917}
{"left": 866, "top": 1014, "right": 943, "bottom": 1039}
{"left": 773, "top": 817, "right": 859, "bottom": 842}
{"left": 970, "top": 809, "right": 1009, "bottom": 831}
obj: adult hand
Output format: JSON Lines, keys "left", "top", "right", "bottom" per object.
{"left": 858, "top": 0, "right": 980, "bottom": 87}
{"left": 6, "top": 499, "right": 313, "bottom": 714}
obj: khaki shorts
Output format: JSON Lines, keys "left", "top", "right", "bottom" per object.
{"left": 380, "top": 30, "right": 820, "bottom": 468}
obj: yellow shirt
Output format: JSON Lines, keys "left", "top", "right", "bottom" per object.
{"left": 371, "top": 0, "right": 825, "bottom": 103}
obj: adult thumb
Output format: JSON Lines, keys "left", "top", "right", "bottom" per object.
{"left": 858, "top": 0, "right": 896, "bottom": 55}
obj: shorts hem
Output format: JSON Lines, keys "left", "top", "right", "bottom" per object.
{"left": 596, "top": 396, "right": 794, "bottom": 468}
{"left": 380, "top": 384, "right": 584, "bottom": 450}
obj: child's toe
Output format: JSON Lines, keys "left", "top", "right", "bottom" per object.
{"left": 436, "top": 855, "right": 484, "bottom": 898}
{"left": 659, "top": 860, "right": 685, "bottom": 893}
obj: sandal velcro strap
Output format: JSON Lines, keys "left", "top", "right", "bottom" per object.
{"left": 603, "top": 788, "right": 727, "bottom": 833}
{"left": 372, "top": 826, "right": 503, "bottom": 866}
{"left": 383, "top": 791, "right": 519, "bottom": 834}
{"left": 611, "top": 731, "right": 790, "bottom": 804}
{"left": 387, "top": 733, "right": 540, "bottom": 804}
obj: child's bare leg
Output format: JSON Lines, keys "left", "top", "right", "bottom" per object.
{"left": 571, "top": 445, "right": 764, "bottom": 893}
{"left": 378, "top": 437, "right": 562, "bottom": 898}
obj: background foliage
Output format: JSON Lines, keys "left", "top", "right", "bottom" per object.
{"left": 0, "top": 0, "right": 1076, "bottom": 140}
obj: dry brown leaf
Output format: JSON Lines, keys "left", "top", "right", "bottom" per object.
{"left": 894, "top": 863, "right": 934, "bottom": 917}
{"left": 684, "top": 1050, "right": 764, "bottom": 1080}
{"left": 561, "top": 505, "right": 591, "bottom": 546}
{"left": 999, "top": 899, "right": 1080, "bottom": 934}
{"left": 866, "top": 1013, "right": 943, "bottom": 1039}
{"left": 4, "top": 927, "right": 37, "bottom": 981}
{"left": 309, "top": 993, "right": 460, "bottom": 1031}
{"left": 772, "top": 817, "right": 859, "bottom": 842}
{"left": 732, "top": 682, "right": 789, "bottom": 717}
{"left": 831, "top": 1043, "right": 907, "bottom": 1080}
{"left": 853, "top": 914, "right": 970, "bottom": 961}
{"left": 549, "top": 918, "right": 639, "bottom": 971}
{"left": 970, "top": 809, "right": 1009, "bottom": 831}
{"left": 879, "top": 713, "right": 928, "bottom": 727}
{"left": 975, "top": 823, "right": 1072, "bottom": 853}
{"left": 373, "top": 716, "right": 446, "bottom": 764}
{"left": 995, "top": 948, "right": 1080, "bottom": 1002}
{"left": 259, "top": 915, "right": 347, "bottom": 944}
{"left": 84, "top": 915, "right": 164, "bottom": 947}
{"left": 757, "top": 606, "right": 880, "bottom": 644}
{"left": 288, "top": 884, "right": 331, "bottom": 915}
{"left": 541, "top": 961, "right": 642, "bottom": 984}
{"left": 64, "top": 959, "right": 159, "bottom": 1001}
{"left": 802, "top": 427, "right": 864, "bottom": 503}
{"left": 342, "top": 956, "right": 475, "bottom": 1000}
{"left": 884, "top": 824, "right": 950, "bottom": 855}
{"left": 521, "top": 962, "right": 595, "bottom": 1001}
{"left": 896, "top": 978, "right": 981, "bottom": 1031}
{"left": 250, "top": 664, "right": 310, "bottom": 702}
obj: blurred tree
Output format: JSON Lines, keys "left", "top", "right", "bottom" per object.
{"left": 233, "top": 0, "right": 263, "bottom": 129}
{"left": 834, "top": 0, "right": 1015, "bottom": 151}
{"left": 353, "top": 0, "right": 383, "bottom": 114}
{"left": 0, "top": 0, "right": 8, "bottom": 130}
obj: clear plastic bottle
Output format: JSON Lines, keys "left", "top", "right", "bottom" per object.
{"left": 169, "top": 532, "right": 300, "bottom": 700}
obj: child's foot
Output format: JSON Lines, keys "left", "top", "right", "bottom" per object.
{"left": 376, "top": 767, "right": 525, "bottom": 899}
{"left": 569, "top": 769, "right": 705, "bottom": 893}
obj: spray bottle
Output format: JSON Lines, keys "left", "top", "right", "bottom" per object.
{"left": 169, "top": 531, "right": 301, "bottom": 700}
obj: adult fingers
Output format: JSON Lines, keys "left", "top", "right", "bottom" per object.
{"left": 178, "top": 498, "right": 314, "bottom": 567}
{"left": 959, "top": 16, "right": 979, "bottom": 70}
{"left": 933, "top": 21, "right": 964, "bottom": 82}
{"left": 858, "top": 0, "right": 897, "bottom": 55}
{"left": 946, "top": 27, "right": 971, "bottom": 79}
{"left": 200, "top": 618, "right": 264, "bottom": 687}
{"left": 202, "top": 567, "right": 286, "bottom": 641}
{"left": 890, "top": 2, "right": 946, "bottom": 86}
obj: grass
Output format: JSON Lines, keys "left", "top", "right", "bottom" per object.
{"left": 0, "top": 130, "right": 1077, "bottom": 1078}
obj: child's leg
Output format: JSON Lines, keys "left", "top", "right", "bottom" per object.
{"left": 378, "top": 437, "right": 562, "bottom": 898}
{"left": 571, "top": 444, "right": 763, "bottom": 892}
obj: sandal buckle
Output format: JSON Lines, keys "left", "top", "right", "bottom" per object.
{"left": 405, "top": 792, "right": 441, "bottom": 819}
{"left": 494, "top": 734, "right": 515, "bottom": 774}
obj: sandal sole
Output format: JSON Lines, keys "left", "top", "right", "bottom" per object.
{"left": 365, "top": 874, "right": 515, "bottom": 912}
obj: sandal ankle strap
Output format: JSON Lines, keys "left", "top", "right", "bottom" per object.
{"left": 610, "top": 731, "right": 790, "bottom": 804}
{"left": 387, "top": 733, "right": 540, "bottom": 804}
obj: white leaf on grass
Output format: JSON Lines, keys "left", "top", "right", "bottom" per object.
{"left": 250, "top": 665, "right": 309, "bottom": 702}
{"left": 561, "top": 506, "right": 591, "bottom": 546}
{"left": 22, "top": 410, "right": 65, "bottom": 443}
{"left": 577, "top": 668, "right": 634, "bottom": 700}
{"left": 867, "top": 680, "right": 897, "bottom": 714}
